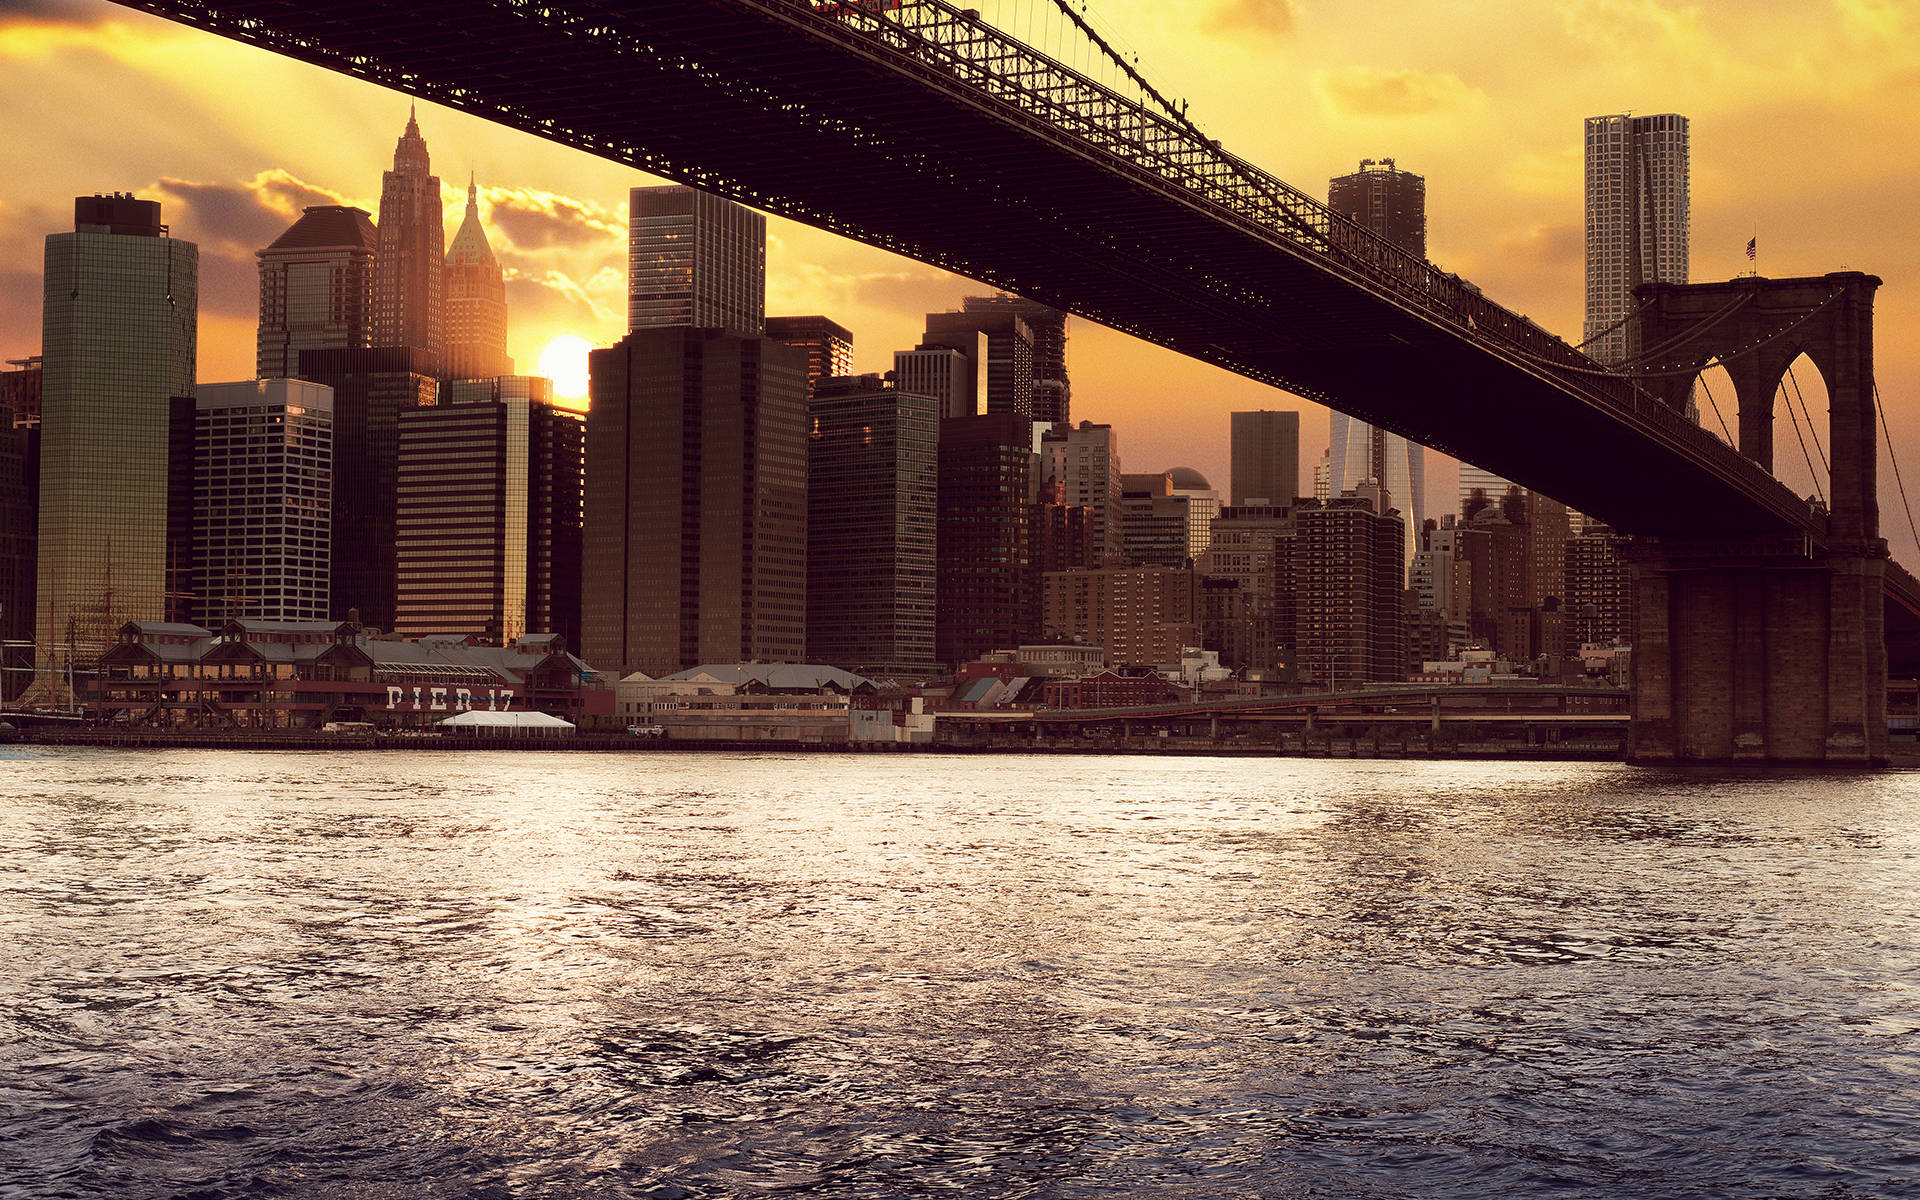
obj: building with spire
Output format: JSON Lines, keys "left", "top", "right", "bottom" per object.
{"left": 256, "top": 205, "right": 376, "bottom": 379}
{"left": 373, "top": 106, "right": 445, "bottom": 375}
{"left": 444, "top": 175, "right": 513, "bottom": 381}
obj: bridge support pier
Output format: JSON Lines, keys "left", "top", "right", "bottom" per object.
{"left": 1628, "top": 542, "right": 1886, "bottom": 764}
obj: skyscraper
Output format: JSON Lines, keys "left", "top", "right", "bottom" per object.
{"left": 893, "top": 340, "right": 978, "bottom": 420}
{"left": 937, "top": 412, "right": 1036, "bottom": 667}
{"left": 923, "top": 309, "right": 1035, "bottom": 424}
{"left": 1326, "top": 160, "right": 1425, "bottom": 559}
{"left": 806, "top": 373, "right": 938, "bottom": 676}
{"left": 443, "top": 177, "right": 513, "bottom": 381}
{"left": 255, "top": 205, "right": 376, "bottom": 379}
{"left": 394, "top": 376, "right": 581, "bottom": 645}
{"left": 584, "top": 328, "right": 808, "bottom": 676}
{"left": 961, "top": 293, "right": 1070, "bottom": 426}
{"left": 766, "top": 316, "right": 853, "bottom": 399}
{"left": 193, "top": 380, "right": 333, "bottom": 624}
{"left": 1584, "top": 113, "right": 1689, "bottom": 365}
{"left": 0, "top": 359, "right": 40, "bottom": 701}
{"left": 1327, "top": 158, "right": 1427, "bottom": 258}
{"left": 1042, "top": 420, "right": 1123, "bottom": 565}
{"left": 628, "top": 186, "right": 766, "bottom": 336}
{"left": 1292, "top": 494, "right": 1407, "bottom": 689}
{"left": 34, "top": 195, "right": 196, "bottom": 692}
{"left": 1229, "top": 409, "right": 1300, "bottom": 506}
{"left": 373, "top": 107, "right": 445, "bottom": 374}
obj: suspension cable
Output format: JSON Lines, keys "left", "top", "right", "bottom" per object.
{"left": 1695, "top": 372, "right": 1736, "bottom": 447}
{"left": 1779, "top": 378, "right": 1827, "bottom": 505}
{"left": 1785, "top": 361, "right": 1828, "bottom": 473}
{"left": 1874, "top": 380, "right": 1920, "bottom": 555}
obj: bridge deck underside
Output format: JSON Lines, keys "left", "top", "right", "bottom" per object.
{"left": 122, "top": 0, "right": 1816, "bottom": 538}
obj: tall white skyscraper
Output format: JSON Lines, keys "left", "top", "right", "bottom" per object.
{"left": 1583, "top": 113, "right": 1689, "bottom": 365}
{"left": 627, "top": 186, "right": 766, "bottom": 336}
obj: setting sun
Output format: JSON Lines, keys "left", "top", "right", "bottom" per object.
{"left": 537, "top": 334, "right": 594, "bottom": 399}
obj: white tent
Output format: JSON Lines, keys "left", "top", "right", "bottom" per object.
{"left": 437, "top": 710, "right": 576, "bottom": 737}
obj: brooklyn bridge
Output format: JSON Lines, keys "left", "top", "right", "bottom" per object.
{"left": 107, "top": 0, "right": 1917, "bottom": 763}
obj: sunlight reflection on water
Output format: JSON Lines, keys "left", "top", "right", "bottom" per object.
{"left": 2, "top": 748, "right": 1917, "bottom": 1198}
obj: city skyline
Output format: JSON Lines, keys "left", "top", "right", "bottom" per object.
{"left": 0, "top": 1, "right": 1916, "bottom": 557}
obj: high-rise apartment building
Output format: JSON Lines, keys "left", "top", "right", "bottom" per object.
{"left": 1, "top": 359, "right": 40, "bottom": 701}
{"left": 1202, "top": 504, "right": 1294, "bottom": 671}
{"left": 255, "top": 205, "right": 376, "bottom": 379}
{"left": 937, "top": 412, "right": 1035, "bottom": 666}
{"left": 444, "top": 177, "right": 513, "bottom": 382}
{"left": 1564, "top": 522, "right": 1635, "bottom": 646}
{"left": 628, "top": 186, "right": 766, "bottom": 336}
{"left": 961, "top": 293, "right": 1069, "bottom": 425}
{"left": 1326, "top": 160, "right": 1425, "bottom": 560}
{"left": 806, "top": 373, "right": 938, "bottom": 676}
{"left": 393, "top": 376, "right": 581, "bottom": 646}
{"left": 1041, "top": 420, "right": 1123, "bottom": 564}
{"left": 584, "top": 327, "right": 808, "bottom": 676}
{"left": 1041, "top": 565, "right": 1200, "bottom": 667}
{"left": 34, "top": 195, "right": 196, "bottom": 690}
{"left": 923, "top": 309, "right": 1035, "bottom": 424}
{"left": 1292, "top": 494, "right": 1406, "bottom": 689}
{"left": 1229, "top": 410, "right": 1300, "bottom": 506}
{"left": 1584, "top": 113, "right": 1689, "bottom": 365}
{"left": 296, "top": 346, "right": 436, "bottom": 630}
{"left": 373, "top": 108, "right": 445, "bottom": 374}
{"left": 193, "top": 380, "right": 333, "bottom": 624}
{"left": 766, "top": 316, "right": 853, "bottom": 398}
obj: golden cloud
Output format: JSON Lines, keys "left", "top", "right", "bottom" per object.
{"left": 1204, "top": 0, "right": 1303, "bottom": 40}
{"left": 1314, "top": 65, "right": 1487, "bottom": 118}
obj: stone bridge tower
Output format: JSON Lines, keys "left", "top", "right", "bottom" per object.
{"left": 1627, "top": 272, "right": 1884, "bottom": 764}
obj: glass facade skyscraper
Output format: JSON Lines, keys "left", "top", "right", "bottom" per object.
{"left": 34, "top": 195, "right": 196, "bottom": 692}
{"left": 256, "top": 205, "right": 376, "bottom": 379}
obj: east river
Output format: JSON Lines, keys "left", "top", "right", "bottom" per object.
{"left": 1, "top": 749, "right": 1916, "bottom": 1198}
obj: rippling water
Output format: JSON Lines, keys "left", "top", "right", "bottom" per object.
{"left": 2, "top": 748, "right": 1916, "bottom": 1198}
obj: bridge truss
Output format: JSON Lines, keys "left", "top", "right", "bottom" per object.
{"left": 113, "top": 0, "right": 1831, "bottom": 541}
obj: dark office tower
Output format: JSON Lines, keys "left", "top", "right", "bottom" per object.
{"left": 923, "top": 309, "right": 1035, "bottom": 424}
{"left": 1291, "top": 494, "right": 1407, "bottom": 689}
{"left": 394, "top": 376, "right": 580, "bottom": 645}
{"left": 806, "top": 374, "right": 938, "bottom": 676}
{"left": 766, "top": 316, "right": 853, "bottom": 399}
{"left": 628, "top": 186, "right": 766, "bottom": 336}
{"left": 296, "top": 346, "right": 436, "bottom": 630}
{"left": 1120, "top": 472, "right": 1191, "bottom": 568}
{"left": 373, "top": 107, "right": 445, "bottom": 374}
{"left": 194, "top": 380, "right": 334, "bottom": 624}
{"left": 1328, "top": 158, "right": 1427, "bottom": 259}
{"left": 962, "top": 293, "right": 1069, "bottom": 425}
{"left": 1229, "top": 409, "right": 1300, "bottom": 506}
{"left": 1585, "top": 113, "right": 1689, "bottom": 365}
{"left": 35, "top": 195, "right": 196, "bottom": 693}
{"left": 443, "top": 177, "right": 513, "bottom": 382}
{"left": 1564, "top": 522, "right": 1635, "bottom": 646}
{"left": 584, "top": 328, "right": 807, "bottom": 676}
{"left": 256, "top": 205, "right": 376, "bottom": 379}
{"left": 1, "top": 359, "right": 40, "bottom": 701}
{"left": 937, "top": 412, "right": 1036, "bottom": 667}
{"left": 1041, "top": 420, "right": 1123, "bottom": 564}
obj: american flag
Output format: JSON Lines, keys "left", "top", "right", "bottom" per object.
{"left": 1746, "top": 237, "right": 1757, "bottom": 261}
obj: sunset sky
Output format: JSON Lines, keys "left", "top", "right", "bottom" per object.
{"left": 3, "top": 0, "right": 1917, "bottom": 556}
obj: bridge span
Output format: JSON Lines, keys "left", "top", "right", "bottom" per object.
{"left": 107, "top": 0, "right": 1907, "bottom": 761}
{"left": 116, "top": 0, "right": 1835, "bottom": 544}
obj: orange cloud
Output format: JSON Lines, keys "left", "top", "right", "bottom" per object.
{"left": 1314, "top": 65, "right": 1487, "bottom": 118}
{"left": 1204, "top": 0, "right": 1303, "bottom": 40}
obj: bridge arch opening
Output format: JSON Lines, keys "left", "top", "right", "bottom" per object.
{"left": 1693, "top": 362, "right": 1739, "bottom": 449}
{"left": 1772, "top": 351, "right": 1833, "bottom": 512}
